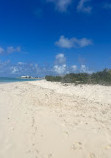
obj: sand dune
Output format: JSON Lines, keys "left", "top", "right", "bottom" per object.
{"left": 0, "top": 80, "right": 111, "bottom": 158}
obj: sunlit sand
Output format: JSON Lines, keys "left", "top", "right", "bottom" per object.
{"left": 0, "top": 80, "right": 111, "bottom": 158}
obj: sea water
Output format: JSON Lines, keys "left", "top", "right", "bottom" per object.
{"left": 0, "top": 77, "right": 40, "bottom": 83}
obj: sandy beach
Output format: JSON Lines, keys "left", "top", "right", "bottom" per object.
{"left": 0, "top": 80, "right": 111, "bottom": 158}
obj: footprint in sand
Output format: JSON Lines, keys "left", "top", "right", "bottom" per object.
{"left": 89, "top": 153, "right": 96, "bottom": 158}
{"left": 64, "top": 131, "right": 69, "bottom": 136}
{"left": 32, "top": 117, "right": 35, "bottom": 127}
{"left": 72, "top": 142, "right": 82, "bottom": 150}
{"left": 48, "top": 153, "right": 53, "bottom": 158}
{"left": 105, "top": 144, "right": 111, "bottom": 150}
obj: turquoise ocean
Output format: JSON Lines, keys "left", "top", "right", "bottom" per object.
{"left": 0, "top": 77, "right": 40, "bottom": 83}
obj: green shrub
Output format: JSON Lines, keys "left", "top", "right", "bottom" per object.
{"left": 45, "top": 75, "right": 62, "bottom": 82}
{"left": 45, "top": 69, "right": 111, "bottom": 85}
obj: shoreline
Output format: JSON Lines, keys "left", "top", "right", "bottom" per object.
{"left": 0, "top": 78, "right": 42, "bottom": 84}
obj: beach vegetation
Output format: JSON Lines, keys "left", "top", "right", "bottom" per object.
{"left": 45, "top": 69, "right": 111, "bottom": 85}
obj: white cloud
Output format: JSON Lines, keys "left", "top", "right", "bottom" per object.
{"left": 54, "top": 64, "right": 66, "bottom": 74}
{"left": 80, "top": 64, "right": 93, "bottom": 74}
{"left": 17, "top": 62, "right": 25, "bottom": 65}
{"left": 47, "top": 0, "right": 72, "bottom": 12}
{"left": 79, "top": 38, "right": 92, "bottom": 47}
{"left": 11, "top": 66, "right": 19, "bottom": 74}
{"left": 55, "top": 36, "right": 74, "bottom": 48}
{"left": 55, "top": 53, "right": 66, "bottom": 64}
{"left": 0, "top": 46, "right": 21, "bottom": 54}
{"left": 55, "top": 35, "right": 92, "bottom": 48}
{"left": 0, "top": 60, "right": 10, "bottom": 74}
{"left": 7, "top": 46, "right": 21, "bottom": 54}
{"left": 80, "top": 64, "right": 87, "bottom": 72}
{"left": 0, "top": 60, "right": 10, "bottom": 67}
{"left": 77, "top": 0, "right": 92, "bottom": 13}
{"left": 0, "top": 47, "right": 5, "bottom": 54}
{"left": 71, "top": 65, "right": 77, "bottom": 71}
{"left": 54, "top": 53, "right": 67, "bottom": 74}
{"left": 0, "top": 59, "right": 93, "bottom": 77}
{"left": 0, "top": 60, "right": 51, "bottom": 77}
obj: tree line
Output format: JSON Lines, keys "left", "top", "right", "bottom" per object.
{"left": 45, "top": 69, "right": 111, "bottom": 85}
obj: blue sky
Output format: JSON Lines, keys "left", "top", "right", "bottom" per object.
{"left": 0, "top": 0, "right": 111, "bottom": 76}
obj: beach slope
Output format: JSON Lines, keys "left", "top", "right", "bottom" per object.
{"left": 0, "top": 80, "right": 111, "bottom": 158}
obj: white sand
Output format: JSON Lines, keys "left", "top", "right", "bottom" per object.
{"left": 0, "top": 80, "right": 111, "bottom": 158}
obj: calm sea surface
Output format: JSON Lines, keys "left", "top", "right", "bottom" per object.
{"left": 0, "top": 77, "right": 40, "bottom": 83}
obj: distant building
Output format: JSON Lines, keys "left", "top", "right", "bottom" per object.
{"left": 21, "top": 76, "right": 32, "bottom": 79}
